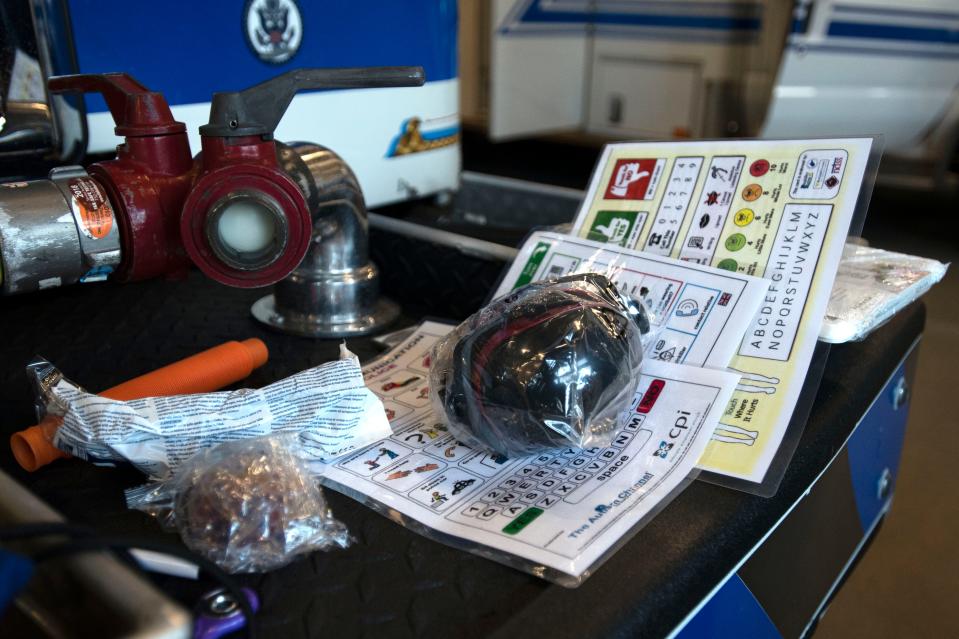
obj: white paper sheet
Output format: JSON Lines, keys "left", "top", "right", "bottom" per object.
{"left": 318, "top": 322, "right": 740, "bottom": 584}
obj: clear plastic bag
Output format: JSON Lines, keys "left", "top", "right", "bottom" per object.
{"left": 821, "top": 243, "right": 949, "bottom": 343}
{"left": 126, "top": 435, "right": 350, "bottom": 573}
{"left": 429, "top": 273, "right": 650, "bottom": 457}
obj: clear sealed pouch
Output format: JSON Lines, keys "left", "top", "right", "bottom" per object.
{"left": 821, "top": 243, "right": 948, "bottom": 343}
{"left": 126, "top": 435, "right": 350, "bottom": 573}
{"left": 429, "top": 273, "right": 651, "bottom": 457}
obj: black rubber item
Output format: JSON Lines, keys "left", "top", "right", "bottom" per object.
{"left": 200, "top": 67, "right": 425, "bottom": 138}
{"left": 439, "top": 273, "right": 649, "bottom": 456}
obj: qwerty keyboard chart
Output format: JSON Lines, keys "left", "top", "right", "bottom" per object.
{"left": 322, "top": 322, "right": 740, "bottom": 581}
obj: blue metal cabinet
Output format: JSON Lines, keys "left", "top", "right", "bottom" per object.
{"left": 675, "top": 339, "right": 920, "bottom": 638}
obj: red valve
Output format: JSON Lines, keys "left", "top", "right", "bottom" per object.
{"left": 179, "top": 68, "right": 424, "bottom": 288}
{"left": 180, "top": 136, "right": 313, "bottom": 288}
{"left": 2, "top": 68, "right": 423, "bottom": 296}
{"left": 49, "top": 73, "right": 195, "bottom": 282}
{"left": 48, "top": 73, "right": 186, "bottom": 137}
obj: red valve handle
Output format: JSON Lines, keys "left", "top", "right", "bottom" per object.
{"left": 48, "top": 72, "right": 186, "bottom": 137}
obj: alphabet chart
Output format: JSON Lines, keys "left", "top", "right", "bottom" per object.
{"left": 318, "top": 322, "right": 739, "bottom": 585}
{"left": 571, "top": 138, "right": 874, "bottom": 483}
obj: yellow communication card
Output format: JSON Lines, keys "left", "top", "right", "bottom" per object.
{"left": 571, "top": 138, "right": 874, "bottom": 482}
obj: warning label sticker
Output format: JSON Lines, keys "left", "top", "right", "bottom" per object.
{"left": 68, "top": 178, "right": 115, "bottom": 240}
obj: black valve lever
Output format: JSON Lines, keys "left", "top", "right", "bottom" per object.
{"left": 200, "top": 66, "right": 426, "bottom": 139}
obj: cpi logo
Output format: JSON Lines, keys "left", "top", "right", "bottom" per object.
{"left": 652, "top": 441, "right": 673, "bottom": 459}
{"left": 244, "top": 0, "right": 303, "bottom": 64}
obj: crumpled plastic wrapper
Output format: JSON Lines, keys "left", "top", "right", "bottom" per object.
{"left": 126, "top": 435, "right": 350, "bottom": 573}
{"left": 430, "top": 273, "right": 651, "bottom": 457}
{"left": 27, "top": 344, "right": 390, "bottom": 481}
{"left": 821, "top": 243, "right": 948, "bottom": 343}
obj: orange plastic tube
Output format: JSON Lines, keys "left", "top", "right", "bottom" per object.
{"left": 10, "top": 338, "right": 269, "bottom": 472}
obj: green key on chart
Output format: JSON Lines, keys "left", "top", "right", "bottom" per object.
{"left": 502, "top": 507, "right": 544, "bottom": 535}
{"left": 513, "top": 242, "right": 550, "bottom": 289}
